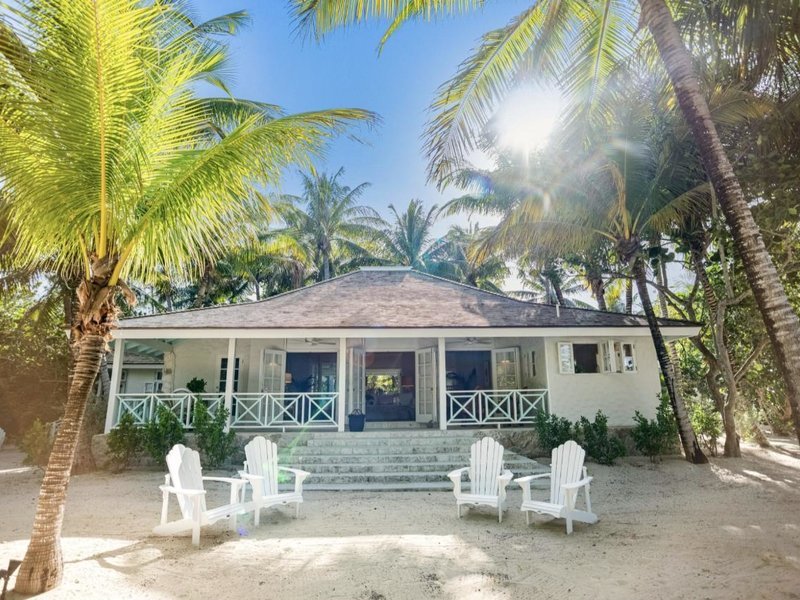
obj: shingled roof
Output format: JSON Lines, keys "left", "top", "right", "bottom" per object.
{"left": 119, "top": 267, "right": 694, "bottom": 330}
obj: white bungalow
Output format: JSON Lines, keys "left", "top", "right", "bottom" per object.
{"left": 104, "top": 266, "right": 699, "bottom": 434}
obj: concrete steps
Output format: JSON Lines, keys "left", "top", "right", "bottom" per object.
{"left": 274, "top": 429, "right": 547, "bottom": 492}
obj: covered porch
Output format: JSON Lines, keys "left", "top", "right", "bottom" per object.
{"left": 104, "top": 333, "right": 549, "bottom": 433}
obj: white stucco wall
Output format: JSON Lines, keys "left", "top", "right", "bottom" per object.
{"left": 172, "top": 339, "right": 252, "bottom": 393}
{"left": 121, "top": 368, "right": 161, "bottom": 393}
{"left": 543, "top": 336, "right": 661, "bottom": 426}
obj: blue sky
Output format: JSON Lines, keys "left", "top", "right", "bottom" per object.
{"left": 193, "top": 1, "right": 539, "bottom": 236}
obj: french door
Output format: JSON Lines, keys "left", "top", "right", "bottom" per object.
{"left": 415, "top": 347, "right": 437, "bottom": 422}
{"left": 491, "top": 347, "right": 520, "bottom": 389}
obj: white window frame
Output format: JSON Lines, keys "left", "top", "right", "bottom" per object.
{"left": 217, "top": 355, "right": 241, "bottom": 393}
{"left": 615, "top": 342, "right": 637, "bottom": 373}
{"left": 119, "top": 369, "right": 128, "bottom": 393}
{"left": 557, "top": 342, "right": 575, "bottom": 374}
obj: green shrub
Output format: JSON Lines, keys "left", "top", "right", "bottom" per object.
{"left": 689, "top": 397, "right": 722, "bottom": 456}
{"left": 631, "top": 394, "right": 678, "bottom": 461}
{"left": 576, "top": 410, "right": 626, "bottom": 465}
{"left": 106, "top": 412, "right": 143, "bottom": 471}
{"left": 186, "top": 377, "right": 207, "bottom": 394}
{"left": 20, "top": 418, "right": 52, "bottom": 467}
{"left": 533, "top": 411, "right": 574, "bottom": 455}
{"left": 193, "top": 402, "right": 236, "bottom": 468}
{"left": 143, "top": 404, "right": 185, "bottom": 466}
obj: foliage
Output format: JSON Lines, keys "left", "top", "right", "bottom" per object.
{"left": 688, "top": 398, "right": 723, "bottom": 456}
{"left": 186, "top": 378, "right": 207, "bottom": 394}
{"left": 631, "top": 395, "right": 679, "bottom": 462}
{"left": 533, "top": 411, "right": 574, "bottom": 455}
{"left": 0, "top": 286, "right": 69, "bottom": 437}
{"left": 192, "top": 402, "right": 236, "bottom": 468}
{"left": 20, "top": 419, "right": 53, "bottom": 467}
{"left": 576, "top": 411, "right": 626, "bottom": 465}
{"left": 143, "top": 405, "right": 186, "bottom": 466}
{"left": 106, "top": 413, "right": 143, "bottom": 472}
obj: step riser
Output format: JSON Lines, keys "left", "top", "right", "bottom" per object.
{"left": 282, "top": 446, "right": 482, "bottom": 456}
{"left": 304, "top": 438, "right": 479, "bottom": 448}
{"left": 294, "top": 462, "right": 540, "bottom": 474}
{"left": 278, "top": 453, "right": 528, "bottom": 465}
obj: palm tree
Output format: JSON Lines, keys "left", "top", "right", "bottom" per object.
{"left": 511, "top": 259, "right": 590, "bottom": 308}
{"left": 292, "top": 0, "right": 800, "bottom": 445}
{"left": 0, "top": 2, "right": 373, "bottom": 592}
{"left": 451, "top": 90, "right": 710, "bottom": 462}
{"left": 375, "top": 199, "right": 447, "bottom": 271}
{"left": 437, "top": 223, "right": 509, "bottom": 292}
{"left": 272, "top": 168, "right": 381, "bottom": 281}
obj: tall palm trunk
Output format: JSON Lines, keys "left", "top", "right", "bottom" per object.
{"left": 590, "top": 276, "right": 607, "bottom": 310}
{"left": 640, "top": 0, "right": 800, "bottom": 445}
{"left": 625, "top": 278, "right": 633, "bottom": 314}
{"left": 15, "top": 333, "right": 107, "bottom": 592}
{"left": 16, "top": 263, "right": 119, "bottom": 594}
{"left": 632, "top": 255, "right": 707, "bottom": 464}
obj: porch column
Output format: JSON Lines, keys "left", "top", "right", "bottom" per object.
{"left": 104, "top": 339, "right": 124, "bottom": 433}
{"left": 223, "top": 338, "right": 236, "bottom": 431}
{"left": 337, "top": 337, "right": 347, "bottom": 432}
{"left": 437, "top": 337, "right": 447, "bottom": 431}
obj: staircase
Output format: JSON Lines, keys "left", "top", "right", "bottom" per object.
{"left": 275, "top": 429, "right": 547, "bottom": 491}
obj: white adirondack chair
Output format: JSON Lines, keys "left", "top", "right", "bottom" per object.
{"left": 448, "top": 437, "right": 513, "bottom": 523}
{"left": 515, "top": 440, "right": 597, "bottom": 534}
{"left": 239, "top": 436, "right": 310, "bottom": 525}
{"left": 153, "top": 444, "right": 249, "bottom": 546}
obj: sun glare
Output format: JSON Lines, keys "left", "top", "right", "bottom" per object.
{"left": 494, "top": 86, "right": 563, "bottom": 155}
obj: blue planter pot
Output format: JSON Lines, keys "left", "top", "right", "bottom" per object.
{"left": 348, "top": 412, "right": 366, "bottom": 432}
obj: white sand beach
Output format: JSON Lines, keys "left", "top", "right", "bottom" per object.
{"left": 2, "top": 441, "right": 799, "bottom": 600}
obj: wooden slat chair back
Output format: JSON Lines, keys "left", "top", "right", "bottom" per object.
{"left": 154, "top": 444, "right": 250, "bottom": 546}
{"left": 469, "top": 437, "right": 505, "bottom": 497}
{"left": 448, "top": 437, "right": 513, "bottom": 522}
{"left": 244, "top": 435, "right": 279, "bottom": 497}
{"left": 515, "top": 439, "right": 597, "bottom": 534}
{"left": 550, "top": 440, "right": 586, "bottom": 506}
{"left": 166, "top": 444, "right": 207, "bottom": 519}
{"left": 240, "top": 436, "right": 310, "bottom": 525}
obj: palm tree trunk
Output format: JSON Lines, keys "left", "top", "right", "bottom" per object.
{"left": 625, "top": 278, "right": 633, "bottom": 314}
{"left": 15, "top": 333, "right": 106, "bottom": 593}
{"left": 590, "top": 277, "right": 607, "bottom": 311}
{"left": 632, "top": 256, "right": 707, "bottom": 464}
{"left": 640, "top": 0, "right": 800, "bottom": 445}
{"left": 322, "top": 253, "right": 331, "bottom": 281}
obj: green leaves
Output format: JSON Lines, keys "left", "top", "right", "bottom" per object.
{"left": 0, "top": 0, "right": 375, "bottom": 288}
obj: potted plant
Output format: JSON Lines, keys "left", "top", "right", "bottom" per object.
{"left": 348, "top": 409, "right": 366, "bottom": 432}
{"left": 186, "top": 377, "right": 207, "bottom": 394}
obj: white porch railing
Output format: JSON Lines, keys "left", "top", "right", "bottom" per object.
{"left": 446, "top": 389, "right": 548, "bottom": 427}
{"left": 115, "top": 392, "right": 224, "bottom": 428}
{"left": 113, "top": 391, "right": 339, "bottom": 430}
{"left": 229, "top": 392, "right": 338, "bottom": 429}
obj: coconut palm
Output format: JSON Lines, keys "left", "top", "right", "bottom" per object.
{"left": 271, "top": 168, "right": 382, "bottom": 281}
{"left": 0, "top": 1, "right": 373, "bottom": 592}
{"left": 437, "top": 223, "right": 509, "bottom": 292}
{"left": 292, "top": 0, "right": 800, "bottom": 444}
{"left": 374, "top": 199, "right": 447, "bottom": 271}
{"left": 451, "top": 89, "right": 711, "bottom": 462}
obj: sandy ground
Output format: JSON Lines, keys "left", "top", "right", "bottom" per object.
{"left": 1, "top": 441, "right": 800, "bottom": 600}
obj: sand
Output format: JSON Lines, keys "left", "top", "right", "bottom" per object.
{"left": 1, "top": 440, "right": 799, "bottom": 600}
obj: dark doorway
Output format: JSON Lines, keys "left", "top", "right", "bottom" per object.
{"left": 364, "top": 352, "right": 415, "bottom": 421}
{"left": 445, "top": 350, "right": 491, "bottom": 391}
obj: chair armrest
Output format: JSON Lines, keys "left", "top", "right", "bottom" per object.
{"left": 159, "top": 485, "right": 206, "bottom": 497}
{"left": 447, "top": 467, "right": 469, "bottom": 481}
{"left": 279, "top": 467, "right": 310, "bottom": 480}
{"left": 203, "top": 476, "right": 246, "bottom": 488}
{"left": 515, "top": 473, "right": 550, "bottom": 485}
{"left": 561, "top": 476, "right": 593, "bottom": 491}
{"left": 238, "top": 472, "right": 264, "bottom": 482}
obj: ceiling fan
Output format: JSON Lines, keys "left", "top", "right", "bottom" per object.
{"left": 304, "top": 337, "right": 336, "bottom": 346}
{"left": 463, "top": 337, "right": 493, "bottom": 346}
